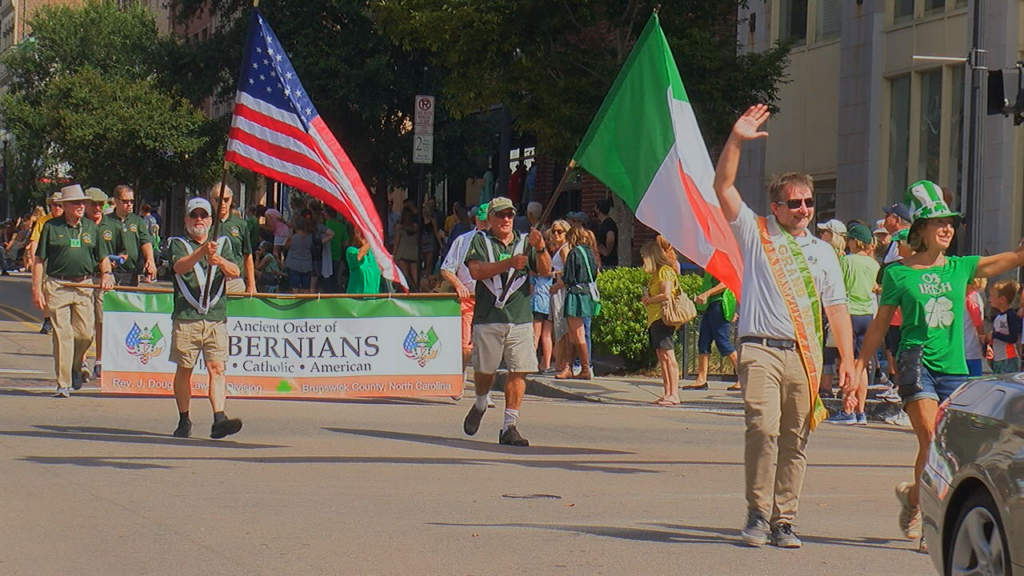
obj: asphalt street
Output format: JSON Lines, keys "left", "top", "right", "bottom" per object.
{"left": 0, "top": 275, "right": 935, "bottom": 575}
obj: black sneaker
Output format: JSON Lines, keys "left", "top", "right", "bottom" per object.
{"left": 210, "top": 417, "right": 243, "bottom": 439}
{"left": 770, "top": 522, "right": 803, "bottom": 549}
{"left": 463, "top": 405, "right": 485, "bottom": 436}
{"left": 173, "top": 419, "right": 193, "bottom": 438}
{"left": 740, "top": 511, "right": 770, "bottom": 547}
{"left": 71, "top": 371, "right": 83, "bottom": 391}
{"left": 498, "top": 425, "right": 529, "bottom": 446}
{"left": 40, "top": 319, "right": 52, "bottom": 335}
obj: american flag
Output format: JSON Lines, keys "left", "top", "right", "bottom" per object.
{"left": 225, "top": 9, "right": 407, "bottom": 290}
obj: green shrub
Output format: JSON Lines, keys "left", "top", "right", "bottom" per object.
{"left": 593, "top": 267, "right": 702, "bottom": 370}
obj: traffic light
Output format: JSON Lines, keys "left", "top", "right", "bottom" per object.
{"left": 988, "top": 62, "right": 1024, "bottom": 126}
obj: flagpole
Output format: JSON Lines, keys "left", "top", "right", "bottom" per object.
{"left": 496, "top": 159, "right": 576, "bottom": 301}
{"left": 201, "top": 0, "right": 260, "bottom": 306}
{"left": 200, "top": 164, "right": 231, "bottom": 308}
{"left": 536, "top": 159, "right": 576, "bottom": 227}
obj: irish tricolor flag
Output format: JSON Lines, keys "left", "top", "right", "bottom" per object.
{"left": 573, "top": 13, "right": 743, "bottom": 298}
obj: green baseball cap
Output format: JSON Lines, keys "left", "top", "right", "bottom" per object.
{"left": 847, "top": 222, "right": 873, "bottom": 244}
{"left": 891, "top": 228, "right": 910, "bottom": 243}
{"left": 84, "top": 187, "right": 108, "bottom": 203}
{"left": 476, "top": 203, "right": 489, "bottom": 221}
{"left": 906, "top": 180, "right": 959, "bottom": 223}
{"left": 487, "top": 197, "right": 516, "bottom": 216}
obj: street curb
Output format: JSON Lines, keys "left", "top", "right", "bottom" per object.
{"left": 489, "top": 372, "right": 606, "bottom": 403}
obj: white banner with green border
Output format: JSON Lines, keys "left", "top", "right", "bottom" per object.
{"left": 101, "top": 292, "right": 462, "bottom": 398}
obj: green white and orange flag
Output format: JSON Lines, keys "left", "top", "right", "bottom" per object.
{"left": 573, "top": 13, "right": 743, "bottom": 298}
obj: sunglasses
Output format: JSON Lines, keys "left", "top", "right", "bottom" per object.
{"left": 118, "top": 198, "right": 134, "bottom": 204}
{"left": 493, "top": 211, "right": 515, "bottom": 220}
{"left": 552, "top": 229, "right": 566, "bottom": 234}
{"left": 189, "top": 212, "right": 211, "bottom": 219}
{"left": 776, "top": 198, "right": 815, "bottom": 209}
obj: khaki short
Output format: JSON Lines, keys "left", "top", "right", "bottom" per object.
{"left": 472, "top": 322, "right": 537, "bottom": 375}
{"left": 170, "top": 319, "right": 228, "bottom": 369}
{"left": 226, "top": 277, "right": 246, "bottom": 294}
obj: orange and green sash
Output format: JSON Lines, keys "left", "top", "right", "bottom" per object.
{"left": 757, "top": 217, "right": 829, "bottom": 430}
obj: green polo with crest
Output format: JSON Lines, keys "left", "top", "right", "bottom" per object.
{"left": 169, "top": 235, "right": 237, "bottom": 322}
{"left": 36, "top": 217, "right": 111, "bottom": 277}
{"left": 110, "top": 212, "right": 153, "bottom": 272}
{"left": 94, "top": 215, "right": 125, "bottom": 272}
{"left": 219, "top": 214, "right": 253, "bottom": 269}
{"left": 465, "top": 230, "right": 539, "bottom": 325}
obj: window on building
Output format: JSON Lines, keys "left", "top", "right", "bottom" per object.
{"left": 925, "top": 0, "right": 946, "bottom": 15}
{"left": 918, "top": 69, "right": 943, "bottom": 183}
{"left": 814, "top": 179, "right": 837, "bottom": 222}
{"left": 781, "top": 0, "right": 808, "bottom": 45}
{"left": 948, "top": 66, "right": 965, "bottom": 202}
{"left": 888, "top": 76, "right": 912, "bottom": 202}
{"left": 955, "top": 0, "right": 967, "bottom": 7}
{"left": 816, "top": 0, "right": 842, "bottom": 41}
{"left": 894, "top": 0, "right": 914, "bottom": 23}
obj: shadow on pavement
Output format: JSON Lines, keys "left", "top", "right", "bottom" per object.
{"left": 430, "top": 521, "right": 910, "bottom": 551}
{"left": 21, "top": 456, "right": 174, "bottom": 470}
{"left": 0, "top": 425, "right": 286, "bottom": 449}
{"left": 18, "top": 454, "right": 660, "bottom": 474}
{"left": 324, "top": 427, "right": 634, "bottom": 456}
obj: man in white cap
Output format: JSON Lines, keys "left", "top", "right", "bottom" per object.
{"left": 31, "top": 185, "right": 114, "bottom": 397}
{"left": 168, "top": 197, "right": 243, "bottom": 439}
{"left": 27, "top": 191, "right": 64, "bottom": 334}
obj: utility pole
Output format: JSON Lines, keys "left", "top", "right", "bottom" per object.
{"left": 965, "top": 0, "right": 985, "bottom": 255}
{"left": 912, "top": 0, "right": 985, "bottom": 255}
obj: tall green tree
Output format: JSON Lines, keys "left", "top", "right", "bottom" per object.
{"left": 0, "top": 0, "right": 223, "bottom": 205}
{"left": 374, "top": 0, "right": 790, "bottom": 159}
{"left": 172, "top": 0, "right": 491, "bottom": 210}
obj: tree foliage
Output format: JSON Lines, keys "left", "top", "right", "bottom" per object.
{"left": 171, "top": 0, "right": 492, "bottom": 202}
{"left": 374, "top": 0, "right": 791, "bottom": 159}
{"left": 0, "top": 0, "right": 223, "bottom": 203}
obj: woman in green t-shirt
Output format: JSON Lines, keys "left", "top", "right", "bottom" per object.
{"left": 856, "top": 180, "right": 1024, "bottom": 544}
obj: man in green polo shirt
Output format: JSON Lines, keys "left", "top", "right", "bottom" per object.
{"left": 169, "top": 197, "right": 243, "bottom": 440}
{"left": 461, "top": 196, "right": 550, "bottom": 446}
{"left": 31, "top": 185, "right": 114, "bottom": 397}
{"left": 110, "top": 185, "right": 157, "bottom": 286}
{"left": 210, "top": 183, "right": 255, "bottom": 295}
{"left": 85, "top": 187, "right": 126, "bottom": 379}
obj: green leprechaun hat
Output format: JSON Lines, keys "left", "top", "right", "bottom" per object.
{"left": 905, "top": 180, "right": 960, "bottom": 223}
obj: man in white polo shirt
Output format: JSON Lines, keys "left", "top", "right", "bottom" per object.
{"left": 714, "top": 105, "right": 857, "bottom": 549}
{"left": 439, "top": 203, "right": 491, "bottom": 403}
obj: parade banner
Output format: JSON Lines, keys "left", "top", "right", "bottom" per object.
{"left": 100, "top": 292, "right": 462, "bottom": 399}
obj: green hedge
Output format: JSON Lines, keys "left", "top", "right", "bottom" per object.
{"left": 592, "top": 267, "right": 703, "bottom": 370}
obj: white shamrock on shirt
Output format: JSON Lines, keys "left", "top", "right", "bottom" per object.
{"left": 924, "top": 297, "right": 954, "bottom": 329}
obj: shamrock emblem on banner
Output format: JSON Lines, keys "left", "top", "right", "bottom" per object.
{"left": 924, "top": 297, "right": 954, "bottom": 329}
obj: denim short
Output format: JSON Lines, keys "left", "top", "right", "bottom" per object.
{"left": 903, "top": 365, "right": 966, "bottom": 407}
{"left": 287, "top": 269, "right": 311, "bottom": 289}
{"left": 697, "top": 301, "right": 735, "bottom": 356}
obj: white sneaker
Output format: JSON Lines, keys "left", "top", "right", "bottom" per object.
{"left": 885, "top": 412, "right": 912, "bottom": 427}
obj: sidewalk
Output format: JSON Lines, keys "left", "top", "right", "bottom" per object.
{"left": 487, "top": 371, "right": 905, "bottom": 422}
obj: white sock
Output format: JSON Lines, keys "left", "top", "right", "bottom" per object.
{"left": 475, "top": 393, "right": 489, "bottom": 411}
{"left": 502, "top": 409, "right": 519, "bottom": 432}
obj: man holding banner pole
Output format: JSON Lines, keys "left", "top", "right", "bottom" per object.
{"left": 169, "top": 197, "right": 243, "bottom": 439}
{"left": 714, "top": 105, "right": 856, "bottom": 549}
{"left": 462, "top": 197, "right": 550, "bottom": 446}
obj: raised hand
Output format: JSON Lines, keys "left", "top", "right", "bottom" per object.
{"left": 732, "top": 104, "right": 771, "bottom": 141}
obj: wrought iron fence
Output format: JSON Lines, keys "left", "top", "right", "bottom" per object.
{"left": 674, "top": 316, "right": 738, "bottom": 379}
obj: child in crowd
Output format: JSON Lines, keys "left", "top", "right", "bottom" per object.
{"left": 988, "top": 279, "right": 1021, "bottom": 374}
{"left": 964, "top": 278, "right": 988, "bottom": 377}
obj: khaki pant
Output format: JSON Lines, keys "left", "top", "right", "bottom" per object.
{"left": 44, "top": 278, "right": 95, "bottom": 389}
{"left": 226, "top": 278, "right": 245, "bottom": 294}
{"left": 738, "top": 342, "right": 811, "bottom": 524}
